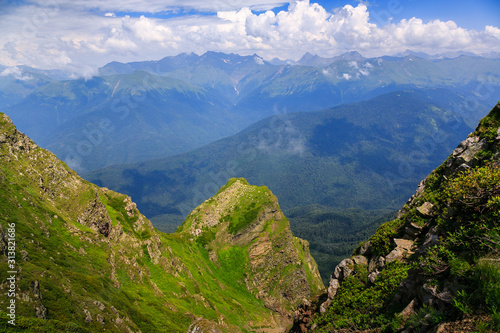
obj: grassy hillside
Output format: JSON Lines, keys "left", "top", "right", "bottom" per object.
{"left": 0, "top": 113, "right": 322, "bottom": 332}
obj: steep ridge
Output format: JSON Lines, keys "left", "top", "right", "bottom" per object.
{"left": 178, "top": 178, "right": 324, "bottom": 319}
{"left": 0, "top": 113, "right": 323, "bottom": 332}
{"left": 294, "top": 102, "right": 500, "bottom": 332}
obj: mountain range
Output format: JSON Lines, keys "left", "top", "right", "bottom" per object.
{"left": 1, "top": 51, "right": 499, "bottom": 172}
{"left": 305, "top": 101, "right": 500, "bottom": 332}
{"left": 85, "top": 89, "right": 474, "bottom": 280}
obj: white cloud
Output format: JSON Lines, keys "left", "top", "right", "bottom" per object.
{"left": 0, "top": 1, "right": 499, "bottom": 77}
{"left": 0, "top": 66, "right": 34, "bottom": 80}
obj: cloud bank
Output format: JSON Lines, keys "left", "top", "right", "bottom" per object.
{"left": 0, "top": 0, "right": 499, "bottom": 76}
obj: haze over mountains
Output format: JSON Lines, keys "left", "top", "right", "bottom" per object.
{"left": 1, "top": 51, "right": 499, "bottom": 172}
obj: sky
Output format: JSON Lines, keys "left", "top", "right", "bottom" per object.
{"left": 0, "top": 0, "right": 499, "bottom": 77}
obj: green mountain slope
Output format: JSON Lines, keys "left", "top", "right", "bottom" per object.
{"left": 85, "top": 89, "right": 474, "bottom": 281}
{"left": 0, "top": 113, "right": 323, "bottom": 332}
{"left": 4, "top": 71, "right": 238, "bottom": 172}
{"left": 303, "top": 102, "right": 500, "bottom": 332}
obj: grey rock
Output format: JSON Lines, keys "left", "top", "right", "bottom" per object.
{"left": 319, "top": 299, "right": 332, "bottom": 313}
{"left": 35, "top": 304, "right": 47, "bottom": 319}
{"left": 404, "top": 222, "right": 423, "bottom": 238}
{"left": 416, "top": 202, "right": 434, "bottom": 217}
{"left": 447, "top": 136, "right": 488, "bottom": 172}
{"left": 419, "top": 284, "right": 438, "bottom": 306}
{"left": 394, "top": 238, "right": 415, "bottom": 250}
{"left": 437, "top": 290, "right": 453, "bottom": 304}
{"left": 327, "top": 278, "right": 339, "bottom": 299}
{"left": 386, "top": 239, "right": 415, "bottom": 263}
{"left": 368, "top": 256, "right": 385, "bottom": 272}
{"left": 359, "top": 241, "right": 372, "bottom": 256}
{"left": 367, "top": 271, "right": 380, "bottom": 284}
{"left": 77, "top": 193, "right": 113, "bottom": 237}
{"left": 21, "top": 250, "right": 29, "bottom": 261}
{"left": 418, "top": 226, "right": 440, "bottom": 253}
{"left": 399, "top": 298, "right": 417, "bottom": 320}
{"left": 94, "top": 300, "right": 105, "bottom": 311}
{"left": 352, "top": 255, "right": 368, "bottom": 267}
{"left": 333, "top": 258, "right": 354, "bottom": 281}
{"left": 84, "top": 309, "right": 92, "bottom": 323}
{"left": 32, "top": 280, "right": 42, "bottom": 299}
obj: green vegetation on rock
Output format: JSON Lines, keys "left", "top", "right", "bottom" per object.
{"left": 310, "top": 102, "right": 500, "bottom": 332}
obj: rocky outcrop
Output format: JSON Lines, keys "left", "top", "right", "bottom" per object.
{"left": 77, "top": 193, "right": 113, "bottom": 237}
{"left": 186, "top": 318, "right": 223, "bottom": 333}
{"left": 179, "top": 178, "right": 324, "bottom": 328}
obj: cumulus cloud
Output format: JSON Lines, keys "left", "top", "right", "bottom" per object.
{"left": 0, "top": 66, "right": 34, "bottom": 80}
{"left": 0, "top": 0, "right": 499, "bottom": 77}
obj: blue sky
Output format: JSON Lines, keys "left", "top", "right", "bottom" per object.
{"left": 0, "top": 0, "right": 499, "bottom": 76}
{"left": 315, "top": 0, "right": 500, "bottom": 30}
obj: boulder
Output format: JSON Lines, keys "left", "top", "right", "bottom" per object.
{"left": 327, "top": 278, "right": 340, "bottom": 299}
{"left": 368, "top": 256, "right": 385, "bottom": 273}
{"left": 333, "top": 258, "right": 354, "bottom": 281}
{"left": 416, "top": 202, "right": 434, "bottom": 217}
{"left": 419, "top": 283, "right": 438, "bottom": 306}
{"left": 385, "top": 239, "right": 415, "bottom": 263}
{"left": 35, "top": 304, "right": 47, "bottom": 319}
{"left": 84, "top": 309, "right": 92, "bottom": 323}
{"left": 404, "top": 222, "right": 423, "bottom": 239}
{"left": 319, "top": 299, "right": 331, "bottom": 313}
{"left": 367, "top": 271, "right": 380, "bottom": 284}
{"left": 359, "top": 241, "right": 372, "bottom": 256}
{"left": 352, "top": 255, "right": 368, "bottom": 267}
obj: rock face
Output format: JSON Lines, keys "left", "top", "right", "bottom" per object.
{"left": 179, "top": 178, "right": 324, "bottom": 325}
{"left": 77, "top": 193, "right": 113, "bottom": 237}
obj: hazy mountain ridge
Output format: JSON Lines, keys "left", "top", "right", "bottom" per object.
{"left": 1, "top": 51, "right": 499, "bottom": 172}
{"left": 0, "top": 113, "right": 323, "bottom": 332}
